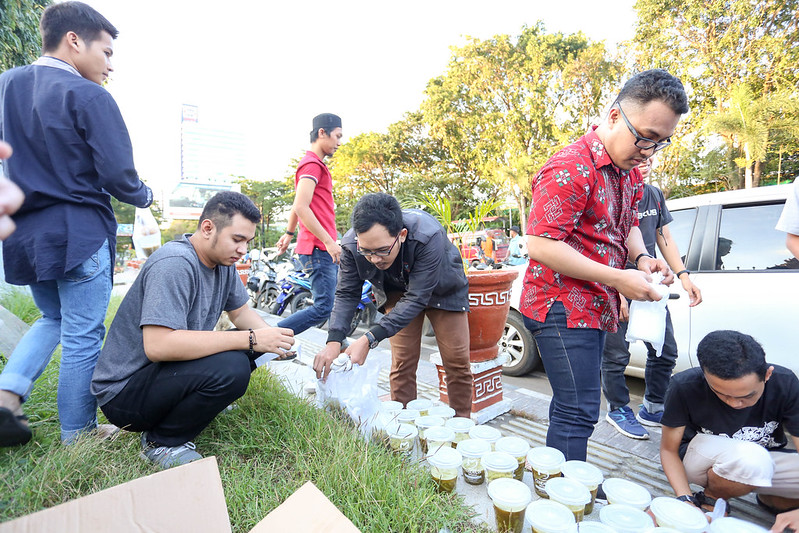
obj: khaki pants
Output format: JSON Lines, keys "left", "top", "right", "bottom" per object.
{"left": 384, "top": 292, "right": 473, "bottom": 417}
{"left": 684, "top": 433, "right": 799, "bottom": 498}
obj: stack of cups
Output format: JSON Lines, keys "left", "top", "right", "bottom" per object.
{"left": 495, "top": 436, "right": 530, "bottom": 481}
{"left": 649, "top": 497, "right": 711, "bottom": 533}
{"left": 469, "top": 424, "right": 502, "bottom": 450}
{"left": 562, "top": 460, "right": 604, "bottom": 514}
{"left": 487, "top": 478, "right": 533, "bottom": 533}
{"left": 599, "top": 504, "right": 655, "bottom": 533}
{"left": 424, "top": 425, "right": 455, "bottom": 456}
{"left": 407, "top": 398, "right": 433, "bottom": 416}
{"left": 445, "top": 416, "right": 476, "bottom": 447}
{"left": 482, "top": 451, "right": 519, "bottom": 483}
{"left": 387, "top": 423, "right": 418, "bottom": 458}
{"left": 414, "top": 415, "right": 445, "bottom": 454}
{"left": 601, "top": 478, "right": 652, "bottom": 510}
{"left": 526, "top": 446, "right": 566, "bottom": 498}
{"left": 457, "top": 438, "right": 491, "bottom": 485}
{"left": 427, "top": 446, "right": 462, "bottom": 493}
{"left": 525, "top": 499, "right": 576, "bottom": 533}
{"left": 428, "top": 404, "right": 456, "bottom": 420}
{"left": 545, "top": 477, "right": 592, "bottom": 522}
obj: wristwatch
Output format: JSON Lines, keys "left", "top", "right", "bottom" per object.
{"left": 364, "top": 331, "right": 379, "bottom": 349}
{"left": 676, "top": 494, "right": 701, "bottom": 507}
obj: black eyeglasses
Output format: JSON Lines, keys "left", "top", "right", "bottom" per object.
{"left": 616, "top": 102, "right": 672, "bottom": 153}
{"left": 356, "top": 233, "right": 400, "bottom": 257}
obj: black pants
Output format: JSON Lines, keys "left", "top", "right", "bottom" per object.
{"left": 100, "top": 350, "right": 253, "bottom": 447}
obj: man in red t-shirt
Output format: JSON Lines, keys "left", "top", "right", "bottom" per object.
{"left": 275, "top": 114, "right": 343, "bottom": 344}
{"left": 521, "top": 69, "right": 687, "bottom": 461}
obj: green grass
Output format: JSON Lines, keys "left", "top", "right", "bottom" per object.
{"left": 0, "top": 292, "right": 487, "bottom": 532}
{"left": 0, "top": 287, "right": 41, "bottom": 326}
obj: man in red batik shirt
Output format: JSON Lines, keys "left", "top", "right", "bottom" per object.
{"left": 520, "top": 69, "right": 687, "bottom": 461}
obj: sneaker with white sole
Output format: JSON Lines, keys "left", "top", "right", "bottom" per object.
{"left": 605, "top": 406, "right": 649, "bottom": 439}
{"left": 140, "top": 433, "right": 202, "bottom": 469}
{"left": 636, "top": 404, "right": 663, "bottom": 427}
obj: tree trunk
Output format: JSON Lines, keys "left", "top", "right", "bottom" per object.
{"left": 744, "top": 144, "right": 753, "bottom": 189}
{"left": 753, "top": 159, "right": 762, "bottom": 188}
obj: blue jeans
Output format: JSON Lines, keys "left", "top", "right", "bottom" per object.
{"left": 601, "top": 306, "right": 678, "bottom": 413}
{"left": 278, "top": 248, "right": 337, "bottom": 335}
{"left": 0, "top": 239, "right": 112, "bottom": 442}
{"left": 524, "top": 301, "right": 606, "bottom": 461}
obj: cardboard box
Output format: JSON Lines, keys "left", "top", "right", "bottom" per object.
{"left": 1, "top": 457, "right": 360, "bottom": 533}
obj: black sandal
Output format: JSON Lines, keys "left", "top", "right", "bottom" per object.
{"left": 0, "top": 407, "right": 32, "bottom": 447}
{"left": 694, "top": 491, "right": 732, "bottom": 516}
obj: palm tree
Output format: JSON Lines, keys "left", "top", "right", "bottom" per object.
{"left": 707, "top": 85, "right": 799, "bottom": 189}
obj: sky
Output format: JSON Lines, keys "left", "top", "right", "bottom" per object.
{"left": 82, "top": 0, "right": 637, "bottom": 200}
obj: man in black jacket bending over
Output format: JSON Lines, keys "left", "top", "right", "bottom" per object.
{"left": 313, "top": 193, "right": 473, "bottom": 417}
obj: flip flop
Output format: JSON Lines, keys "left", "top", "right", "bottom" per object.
{"left": 0, "top": 406, "right": 32, "bottom": 447}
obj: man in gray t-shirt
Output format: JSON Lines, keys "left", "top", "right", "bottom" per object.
{"left": 91, "top": 192, "right": 294, "bottom": 469}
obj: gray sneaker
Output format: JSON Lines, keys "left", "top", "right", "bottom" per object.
{"left": 140, "top": 433, "right": 202, "bottom": 469}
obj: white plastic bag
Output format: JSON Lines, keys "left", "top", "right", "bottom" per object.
{"left": 316, "top": 354, "right": 382, "bottom": 438}
{"left": 132, "top": 207, "right": 161, "bottom": 259}
{"left": 625, "top": 273, "right": 671, "bottom": 356}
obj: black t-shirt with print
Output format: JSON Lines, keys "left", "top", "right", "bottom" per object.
{"left": 661, "top": 365, "right": 799, "bottom": 457}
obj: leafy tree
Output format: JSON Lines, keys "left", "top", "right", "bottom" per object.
{"left": 0, "top": 0, "right": 49, "bottom": 72}
{"left": 236, "top": 176, "right": 293, "bottom": 250}
{"left": 421, "top": 23, "right": 622, "bottom": 230}
{"left": 706, "top": 85, "right": 799, "bottom": 188}
{"left": 633, "top": 0, "right": 799, "bottom": 189}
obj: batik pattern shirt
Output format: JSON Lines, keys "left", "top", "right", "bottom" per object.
{"left": 520, "top": 127, "right": 643, "bottom": 332}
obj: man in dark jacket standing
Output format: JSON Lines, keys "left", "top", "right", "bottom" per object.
{"left": 313, "top": 193, "right": 473, "bottom": 417}
{"left": 0, "top": 2, "right": 152, "bottom": 446}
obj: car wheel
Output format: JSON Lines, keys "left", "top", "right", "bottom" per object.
{"left": 499, "top": 310, "right": 540, "bottom": 376}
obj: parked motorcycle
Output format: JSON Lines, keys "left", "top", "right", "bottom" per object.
{"left": 269, "top": 263, "right": 312, "bottom": 317}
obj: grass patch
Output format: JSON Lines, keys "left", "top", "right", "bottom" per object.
{"left": 0, "top": 291, "right": 486, "bottom": 532}
{"left": 0, "top": 287, "right": 41, "bottom": 326}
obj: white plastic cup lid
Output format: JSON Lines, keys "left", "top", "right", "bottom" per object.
{"left": 562, "top": 460, "right": 604, "bottom": 488}
{"left": 445, "top": 416, "right": 476, "bottom": 432}
{"left": 495, "top": 436, "right": 530, "bottom": 457}
{"left": 599, "top": 504, "right": 655, "bottom": 532}
{"left": 487, "top": 478, "right": 532, "bottom": 512}
{"left": 601, "top": 478, "right": 652, "bottom": 509}
{"left": 456, "top": 438, "right": 491, "bottom": 457}
{"left": 469, "top": 424, "right": 502, "bottom": 442}
{"left": 527, "top": 446, "right": 566, "bottom": 471}
{"left": 414, "top": 415, "right": 445, "bottom": 429}
{"left": 649, "top": 497, "right": 711, "bottom": 533}
{"left": 578, "top": 522, "right": 618, "bottom": 533}
{"left": 481, "top": 451, "right": 518, "bottom": 472}
{"left": 545, "top": 477, "right": 592, "bottom": 506}
{"left": 379, "top": 400, "right": 403, "bottom": 413}
{"left": 407, "top": 398, "right": 433, "bottom": 411}
{"left": 708, "top": 517, "right": 769, "bottom": 533}
{"left": 427, "top": 446, "right": 462, "bottom": 469}
{"left": 428, "top": 405, "right": 456, "bottom": 419}
{"left": 388, "top": 423, "right": 418, "bottom": 439}
{"left": 525, "top": 499, "right": 576, "bottom": 532}
{"left": 396, "top": 409, "right": 420, "bottom": 422}
{"left": 424, "top": 425, "right": 455, "bottom": 442}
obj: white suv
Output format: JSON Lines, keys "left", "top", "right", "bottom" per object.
{"left": 500, "top": 183, "right": 799, "bottom": 377}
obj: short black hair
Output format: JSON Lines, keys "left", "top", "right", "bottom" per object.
{"left": 40, "top": 2, "right": 119, "bottom": 53}
{"left": 351, "top": 193, "right": 404, "bottom": 236}
{"left": 697, "top": 330, "right": 769, "bottom": 380}
{"left": 198, "top": 191, "right": 261, "bottom": 230}
{"left": 616, "top": 69, "right": 689, "bottom": 115}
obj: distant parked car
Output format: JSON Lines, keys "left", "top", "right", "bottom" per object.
{"left": 500, "top": 183, "right": 799, "bottom": 378}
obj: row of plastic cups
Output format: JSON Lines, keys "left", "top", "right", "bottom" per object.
{"left": 380, "top": 398, "right": 458, "bottom": 419}
{"left": 526, "top": 446, "right": 604, "bottom": 515}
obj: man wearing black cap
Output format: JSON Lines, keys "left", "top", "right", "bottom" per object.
{"left": 507, "top": 225, "right": 527, "bottom": 266}
{"left": 275, "top": 114, "right": 343, "bottom": 344}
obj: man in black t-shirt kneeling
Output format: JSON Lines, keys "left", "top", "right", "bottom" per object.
{"left": 660, "top": 330, "right": 799, "bottom": 521}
